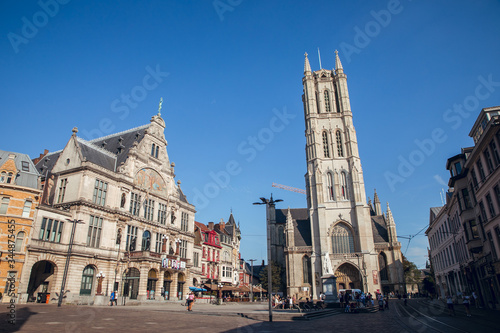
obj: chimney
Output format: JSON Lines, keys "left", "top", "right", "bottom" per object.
{"left": 208, "top": 222, "right": 214, "bottom": 230}
{"left": 262, "top": 260, "right": 265, "bottom": 266}
{"left": 32, "top": 149, "right": 49, "bottom": 165}
{"left": 220, "top": 218, "right": 225, "bottom": 230}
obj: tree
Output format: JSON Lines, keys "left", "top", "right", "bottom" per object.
{"left": 259, "top": 261, "right": 283, "bottom": 293}
{"left": 402, "top": 255, "right": 421, "bottom": 290}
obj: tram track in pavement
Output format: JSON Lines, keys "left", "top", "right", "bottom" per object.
{"left": 393, "top": 300, "right": 471, "bottom": 333}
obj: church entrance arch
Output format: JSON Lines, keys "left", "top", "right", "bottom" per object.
{"left": 335, "top": 263, "right": 362, "bottom": 292}
{"left": 26, "top": 260, "right": 56, "bottom": 302}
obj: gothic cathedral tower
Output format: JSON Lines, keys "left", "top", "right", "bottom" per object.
{"left": 302, "top": 52, "right": 380, "bottom": 296}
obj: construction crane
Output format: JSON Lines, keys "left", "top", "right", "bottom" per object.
{"left": 272, "top": 182, "right": 306, "bottom": 195}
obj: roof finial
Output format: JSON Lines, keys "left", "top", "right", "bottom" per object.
{"left": 158, "top": 97, "right": 163, "bottom": 116}
{"left": 304, "top": 52, "right": 311, "bottom": 74}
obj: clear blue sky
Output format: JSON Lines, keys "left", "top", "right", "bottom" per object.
{"left": 1, "top": 0, "right": 500, "bottom": 269}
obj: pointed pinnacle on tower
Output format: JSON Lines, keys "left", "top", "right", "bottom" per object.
{"left": 335, "top": 50, "right": 344, "bottom": 74}
{"left": 304, "top": 52, "right": 311, "bottom": 74}
{"left": 374, "top": 189, "right": 382, "bottom": 215}
{"left": 386, "top": 202, "right": 394, "bottom": 224}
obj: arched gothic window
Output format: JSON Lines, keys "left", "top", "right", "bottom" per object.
{"left": 322, "top": 132, "right": 330, "bottom": 158}
{"left": 327, "top": 172, "right": 335, "bottom": 201}
{"left": 324, "top": 90, "right": 331, "bottom": 112}
{"left": 331, "top": 224, "right": 354, "bottom": 254}
{"left": 336, "top": 131, "right": 344, "bottom": 157}
{"left": 142, "top": 230, "right": 151, "bottom": 251}
{"left": 80, "top": 265, "right": 95, "bottom": 295}
{"left": 302, "top": 255, "right": 312, "bottom": 284}
{"left": 379, "top": 252, "right": 389, "bottom": 281}
{"left": 151, "top": 144, "right": 156, "bottom": 157}
{"left": 340, "top": 172, "right": 349, "bottom": 200}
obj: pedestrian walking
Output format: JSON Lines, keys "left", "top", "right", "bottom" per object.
{"left": 446, "top": 295, "right": 455, "bottom": 316}
{"left": 110, "top": 290, "right": 117, "bottom": 306}
{"left": 472, "top": 291, "right": 480, "bottom": 308}
{"left": 463, "top": 294, "right": 471, "bottom": 317}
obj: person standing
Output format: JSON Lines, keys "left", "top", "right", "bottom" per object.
{"left": 187, "top": 292, "right": 195, "bottom": 311}
{"left": 472, "top": 291, "right": 480, "bottom": 308}
{"left": 463, "top": 294, "right": 471, "bottom": 317}
{"left": 446, "top": 295, "right": 455, "bottom": 316}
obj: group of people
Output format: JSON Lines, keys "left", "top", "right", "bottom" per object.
{"left": 446, "top": 291, "right": 479, "bottom": 317}
{"left": 272, "top": 294, "right": 296, "bottom": 309}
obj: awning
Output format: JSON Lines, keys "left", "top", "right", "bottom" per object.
{"left": 189, "top": 286, "right": 207, "bottom": 292}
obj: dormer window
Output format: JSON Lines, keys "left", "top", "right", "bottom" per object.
{"left": 1, "top": 171, "right": 14, "bottom": 184}
{"left": 454, "top": 162, "right": 462, "bottom": 175}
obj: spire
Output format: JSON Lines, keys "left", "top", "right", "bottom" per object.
{"left": 374, "top": 189, "right": 382, "bottom": 215}
{"left": 304, "top": 52, "right": 311, "bottom": 74}
{"left": 335, "top": 50, "right": 343, "bottom": 74}
{"left": 386, "top": 201, "right": 398, "bottom": 244}
{"left": 386, "top": 202, "right": 394, "bottom": 224}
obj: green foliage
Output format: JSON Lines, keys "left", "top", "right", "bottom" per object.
{"left": 259, "top": 261, "right": 283, "bottom": 293}
{"left": 402, "top": 254, "right": 421, "bottom": 285}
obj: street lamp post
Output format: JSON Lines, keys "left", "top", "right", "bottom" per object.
{"left": 249, "top": 259, "right": 256, "bottom": 302}
{"left": 254, "top": 194, "right": 283, "bottom": 322}
{"left": 58, "top": 218, "right": 84, "bottom": 307}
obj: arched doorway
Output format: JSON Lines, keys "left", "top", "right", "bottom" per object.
{"left": 163, "top": 272, "right": 172, "bottom": 300}
{"left": 335, "top": 263, "right": 362, "bottom": 291}
{"left": 147, "top": 269, "right": 157, "bottom": 300}
{"left": 123, "top": 268, "right": 140, "bottom": 299}
{"left": 26, "top": 260, "right": 56, "bottom": 302}
{"left": 177, "top": 273, "right": 185, "bottom": 300}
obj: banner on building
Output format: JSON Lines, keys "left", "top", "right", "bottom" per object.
{"left": 161, "top": 258, "right": 186, "bottom": 270}
{"left": 372, "top": 270, "right": 379, "bottom": 285}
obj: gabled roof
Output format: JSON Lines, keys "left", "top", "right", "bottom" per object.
{"left": 89, "top": 124, "right": 148, "bottom": 167}
{"left": 0, "top": 150, "right": 39, "bottom": 189}
{"left": 371, "top": 216, "right": 389, "bottom": 243}
{"left": 35, "top": 124, "right": 149, "bottom": 175}
{"left": 276, "top": 208, "right": 311, "bottom": 247}
{"left": 194, "top": 221, "right": 209, "bottom": 232}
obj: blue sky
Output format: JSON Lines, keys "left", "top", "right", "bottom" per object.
{"left": 1, "top": 0, "right": 500, "bottom": 269}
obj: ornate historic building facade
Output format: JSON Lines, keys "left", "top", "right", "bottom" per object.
{"left": 0, "top": 151, "right": 40, "bottom": 303}
{"left": 270, "top": 53, "right": 404, "bottom": 301}
{"left": 18, "top": 107, "right": 198, "bottom": 304}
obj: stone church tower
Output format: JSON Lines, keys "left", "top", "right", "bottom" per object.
{"left": 301, "top": 51, "right": 380, "bottom": 298}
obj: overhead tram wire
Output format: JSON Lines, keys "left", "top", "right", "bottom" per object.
{"left": 398, "top": 224, "right": 429, "bottom": 256}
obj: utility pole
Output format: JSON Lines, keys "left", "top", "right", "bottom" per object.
{"left": 254, "top": 194, "right": 283, "bottom": 322}
{"left": 249, "top": 259, "right": 256, "bottom": 302}
{"left": 58, "top": 218, "right": 84, "bottom": 307}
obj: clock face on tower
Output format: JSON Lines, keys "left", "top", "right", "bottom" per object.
{"left": 134, "top": 168, "right": 167, "bottom": 196}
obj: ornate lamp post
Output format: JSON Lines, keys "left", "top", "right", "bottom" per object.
{"left": 253, "top": 194, "right": 282, "bottom": 322}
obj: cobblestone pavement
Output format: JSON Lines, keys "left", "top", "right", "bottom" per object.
{"left": 1, "top": 299, "right": 499, "bottom": 333}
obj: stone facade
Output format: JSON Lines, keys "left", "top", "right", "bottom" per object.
{"left": 428, "top": 106, "right": 500, "bottom": 307}
{"left": 18, "top": 110, "right": 197, "bottom": 305}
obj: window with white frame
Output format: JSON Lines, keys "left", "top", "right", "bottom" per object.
{"left": 180, "top": 240, "right": 188, "bottom": 259}
{"left": 14, "top": 231, "right": 25, "bottom": 252}
{"left": 143, "top": 199, "right": 155, "bottom": 221}
{"left": 0, "top": 197, "right": 10, "bottom": 214}
{"left": 181, "top": 212, "right": 189, "bottom": 231}
{"left": 92, "top": 179, "right": 107, "bottom": 206}
{"left": 158, "top": 203, "right": 167, "bottom": 224}
{"left": 129, "top": 192, "right": 141, "bottom": 216}
{"left": 57, "top": 178, "right": 67, "bottom": 203}
{"left": 22, "top": 200, "right": 32, "bottom": 218}
{"left": 87, "top": 215, "right": 103, "bottom": 248}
